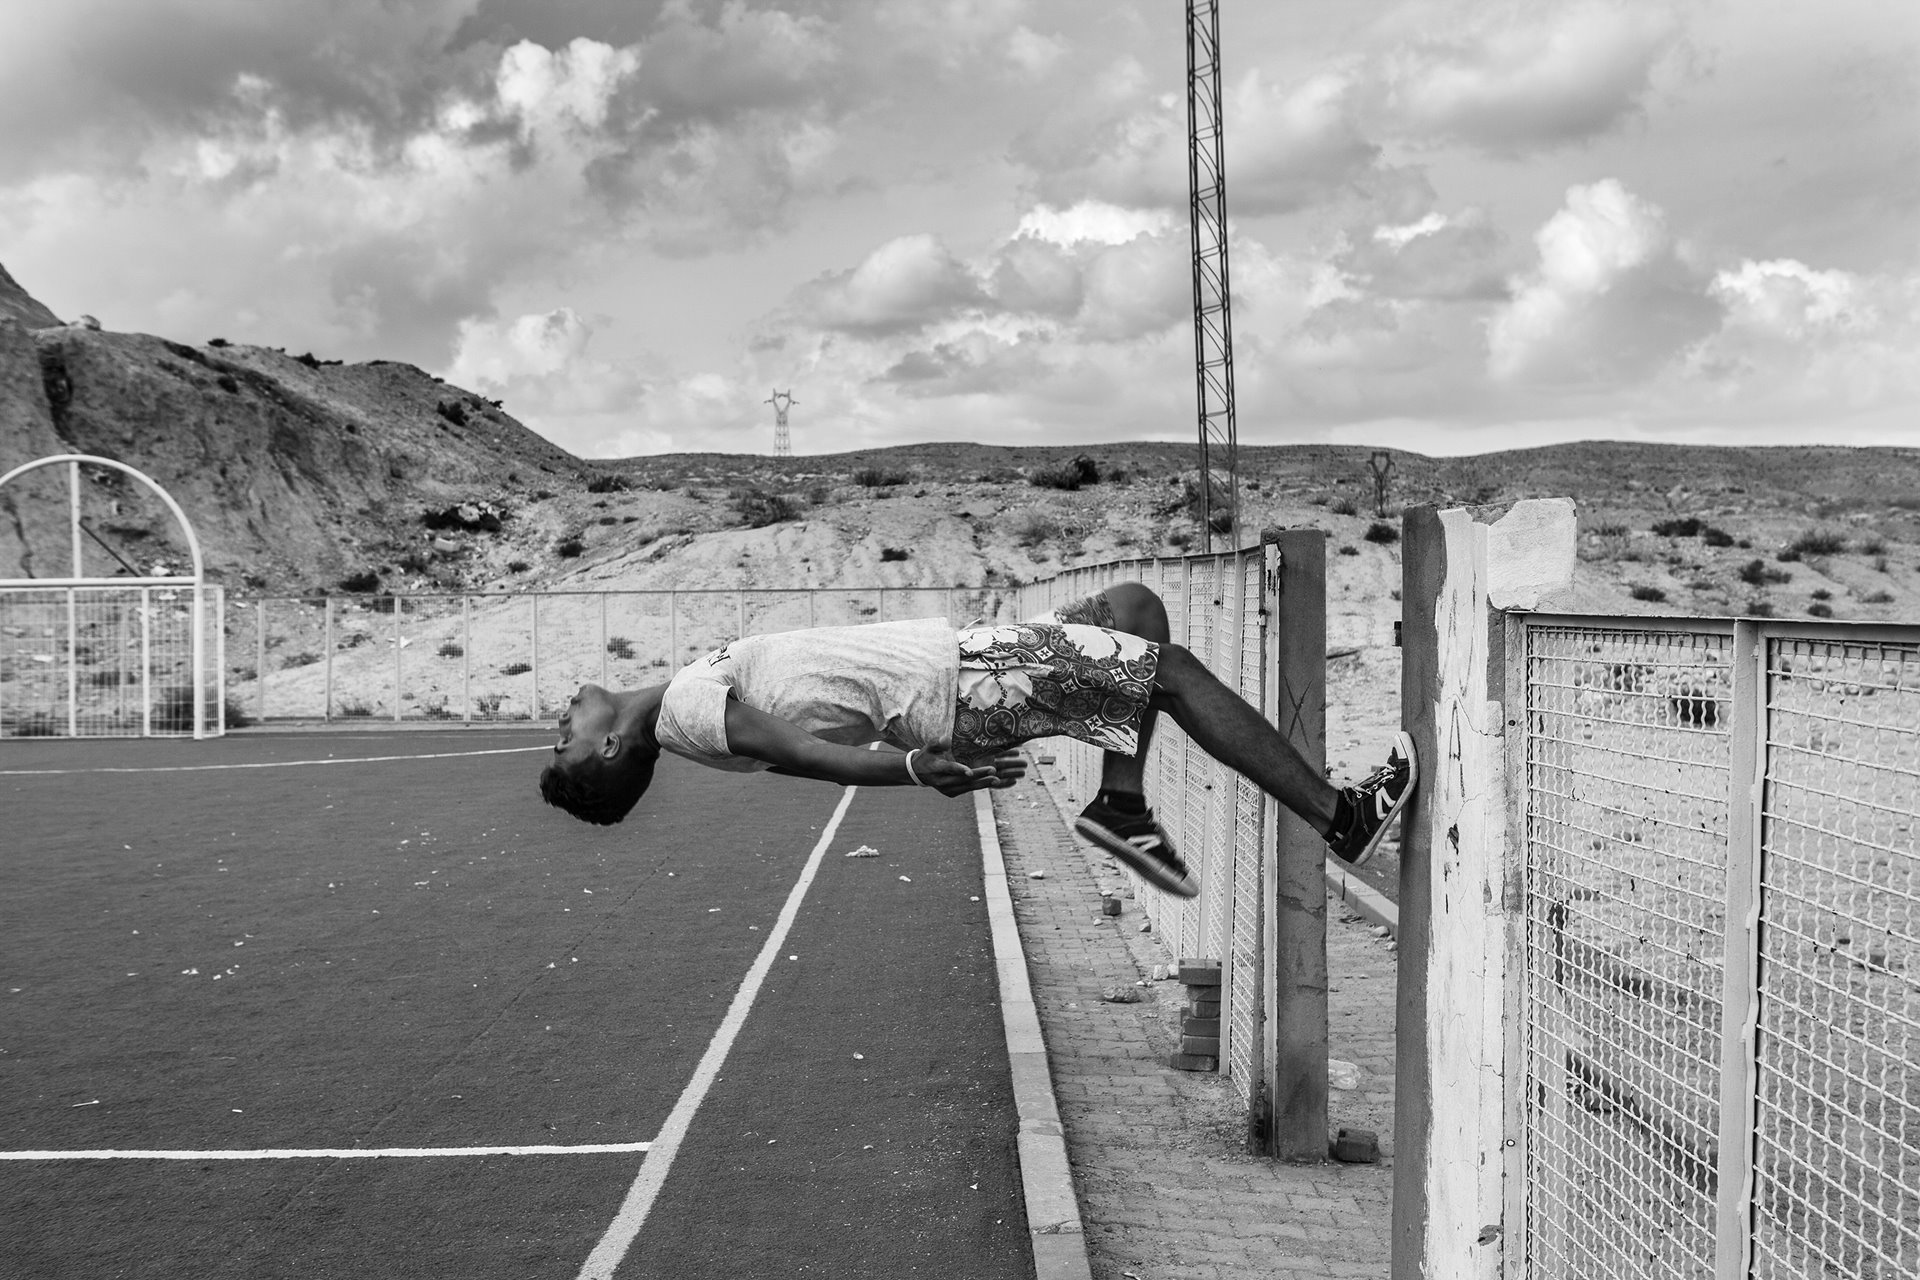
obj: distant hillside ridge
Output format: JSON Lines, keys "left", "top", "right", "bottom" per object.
{"left": 1, "top": 317, "right": 584, "bottom": 588}
{"left": 3, "top": 255, "right": 1917, "bottom": 624}
{"left": 0, "top": 262, "right": 61, "bottom": 330}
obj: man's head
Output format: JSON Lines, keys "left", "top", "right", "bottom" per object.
{"left": 538, "top": 683, "right": 660, "bottom": 825}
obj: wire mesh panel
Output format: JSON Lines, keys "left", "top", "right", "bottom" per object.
{"left": 740, "top": 589, "right": 817, "bottom": 639}
{"left": 604, "top": 592, "right": 675, "bottom": 680}
{"left": 1513, "top": 616, "right": 1920, "bottom": 1280}
{"left": 1751, "top": 635, "right": 1919, "bottom": 1280}
{"left": 1150, "top": 560, "right": 1194, "bottom": 963}
{"left": 880, "top": 587, "right": 954, "bottom": 623}
{"left": 0, "top": 586, "right": 220, "bottom": 737}
{"left": 462, "top": 595, "right": 534, "bottom": 722}
{"left": 1520, "top": 621, "right": 1735, "bottom": 1280}
{"left": 1226, "top": 552, "right": 1267, "bottom": 1094}
{"left": 1178, "top": 555, "right": 1222, "bottom": 959}
{"left": 530, "top": 593, "right": 610, "bottom": 720}
{"left": 323, "top": 598, "right": 394, "bottom": 720}
{"left": 797, "top": 589, "right": 879, "bottom": 632}
{"left": 238, "top": 597, "right": 332, "bottom": 720}
{"left": 397, "top": 596, "right": 469, "bottom": 721}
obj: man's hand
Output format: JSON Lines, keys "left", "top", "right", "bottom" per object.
{"left": 916, "top": 750, "right": 1027, "bottom": 797}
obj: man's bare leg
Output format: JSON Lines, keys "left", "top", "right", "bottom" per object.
{"left": 1095, "top": 582, "right": 1336, "bottom": 837}
{"left": 1094, "top": 582, "right": 1166, "bottom": 797}
{"left": 1148, "top": 643, "right": 1338, "bottom": 836}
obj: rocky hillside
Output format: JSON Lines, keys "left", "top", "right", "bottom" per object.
{"left": 3, "top": 262, "right": 1918, "bottom": 637}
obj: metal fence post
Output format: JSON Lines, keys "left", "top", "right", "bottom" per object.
{"left": 323, "top": 596, "right": 334, "bottom": 722}
{"left": 601, "top": 593, "right": 609, "bottom": 687}
{"left": 393, "top": 596, "right": 402, "bottom": 723}
{"left": 214, "top": 587, "right": 225, "bottom": 735}
{"left": 140, "top": 587, "right": 152, "bottom": 737}
{"left": 257, "top": 597, "right": 268, "bottom": 721}
{"left": 65, "top": 586, "right": 77, "bottom": 737}
{"left": 530, "top": 593, "right": 540, "bottom": 721}
{"left": 462, "top": 596, "right": 472, "bottom": 723}
{"left": 1713, "top": 620, "right": 1766, "bottom": 1279}
{"left": 669, "top": 590, "right": 679, "bottom": 669}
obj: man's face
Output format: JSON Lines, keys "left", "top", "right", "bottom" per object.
{"left": 554, "top": 683, "right": 618, "bottom": 766}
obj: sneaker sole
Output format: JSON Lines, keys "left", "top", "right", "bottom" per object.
{"left": 1341, "top": 730, "right": 1419, "bottom": 868}
{"left": 1074, "top": 817, "right": 1200, "bottom": 898}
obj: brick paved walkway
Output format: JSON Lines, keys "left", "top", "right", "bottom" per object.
{"left": 991, "top": 764, "right": 1397, "bottom": 1280}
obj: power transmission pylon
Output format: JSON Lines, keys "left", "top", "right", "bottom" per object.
{"left": 1187, "top": 0, "right": 1238, "bottom": 552}
{"left": 765, "top": 389, "right": 796, "bottom": 457}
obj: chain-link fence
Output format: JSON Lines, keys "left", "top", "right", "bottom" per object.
{"left": 1515, "top": 616, "right": 1918, "bottom": 1280}
{"left": 224, "top": 587, "right": 1011, "bottom": 723}
{"left": 0, "top": 585, "right": 225, "bottom": 737}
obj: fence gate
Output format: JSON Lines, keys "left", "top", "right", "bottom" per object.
{"left": 0, "top": 454, "right": 223, "bottom": 739}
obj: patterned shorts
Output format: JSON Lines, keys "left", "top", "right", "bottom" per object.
{"left": 949, "top": 592, "right": 1159, "bottom": 763}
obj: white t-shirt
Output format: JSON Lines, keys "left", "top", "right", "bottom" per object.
{"left": 653, "top": 617, "right": 959, "bottom": 772}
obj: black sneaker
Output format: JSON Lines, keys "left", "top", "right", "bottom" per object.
{"left": 1074, "top": 799, "right": 1199, "bottom": 898}
{"left": 1327, "top": 731, "right": 1418, "bottom": 867}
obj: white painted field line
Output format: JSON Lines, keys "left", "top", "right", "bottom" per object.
{"left": 1, "top": 1142, "right": 650, "bottom": 1161}
{"left": 0, "top": 744, "right": 550, "bottom": 776}
{"left": 574, "top": 781, "right": 860, "bottom": 1280}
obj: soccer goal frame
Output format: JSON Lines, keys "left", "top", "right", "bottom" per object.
{"left": 0, "top": 454, "right": 224, "bottom": 739}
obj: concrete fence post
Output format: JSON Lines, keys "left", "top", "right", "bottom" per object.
{"left": 1393, "top": 499, "right": 1575, "bottom": 1280}
{"left": 1265, "top": 530, "right": 1329, "bottom": 1161}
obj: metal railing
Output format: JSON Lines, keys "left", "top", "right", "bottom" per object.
{"left": 1514, "top": 615, "right": 1918, "bottom": 1280}
{"left": 225, "top": 587, "right": 1010, "bottom": 723}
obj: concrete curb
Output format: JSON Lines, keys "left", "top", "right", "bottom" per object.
{"left": 973, "top": 788, "right": 1095, "bottom": 1280}
{"left": 1323, "top": 860, "right": 1399, "bottom": 936}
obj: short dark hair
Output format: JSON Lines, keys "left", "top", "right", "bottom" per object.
{"left": 539, "top": 751, "right": 655, "bottom": 825}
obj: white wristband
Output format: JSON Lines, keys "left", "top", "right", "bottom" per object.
{"left": 904, "top": 749, "right": 928, "bottom": 786}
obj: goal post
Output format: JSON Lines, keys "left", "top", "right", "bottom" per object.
{"left": 0, "top": 454, "right": 222, "bottom": 739}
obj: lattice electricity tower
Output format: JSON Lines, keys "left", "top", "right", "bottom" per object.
{"left": 765, "top": 389, "right": 797, "bottom": 457}
{"left": 1187, "top": 0, "right": 1238, "bottom": 552}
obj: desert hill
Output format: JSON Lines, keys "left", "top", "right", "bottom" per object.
{"left": 3, "top": 262, "right": 1917, "bottom": 640}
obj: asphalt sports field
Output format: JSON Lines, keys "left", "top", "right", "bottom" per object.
{"left": 1, "top": 730, "right": 1035, "bottom": 1279}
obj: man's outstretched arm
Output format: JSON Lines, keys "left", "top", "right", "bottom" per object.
{"left": 722, "top": 698, "right": 1024, "bottom": 796}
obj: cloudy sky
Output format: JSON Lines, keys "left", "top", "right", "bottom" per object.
{"left": 3, "top": 0, "right": 1915, "bottom": 459}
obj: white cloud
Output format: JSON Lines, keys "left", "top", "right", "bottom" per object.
{"left": 1676, "top": 259, "right": 1920, "bottom": 418}
{"left": 1006, "top": 26, "right": 1067, "bottom": 77}
{"left": 1379, "top": 1, "right": 1684, "bottom": 150}
{"left": 446, "top": 307, "right": 649, "bottom": 418}
{"left": 1374, "top": 213, "right": 1449, "bottom": 248}
{"left": 800, "top": 234, "right": 988, "bottom": 335}
{"left": 1026, "top": 68, "right": 1405, "bottom": 217}
{"left": 1075, "top": 231, "right": 1192, "bottom": 341}
{"left": 1014, "top": 201, "right": 1174, "bottom": 247}
{"left": 1709, "top": 259, "right": 1873, "bottom": 340}
{"left": 1487, "top": 179, "right": 1717, "bottom": 383}
{"left": 495, "top": 38, "right": 640, "bottom": 134}
{"left": 449, "top": 308, "right": 592, "bottom": 387}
